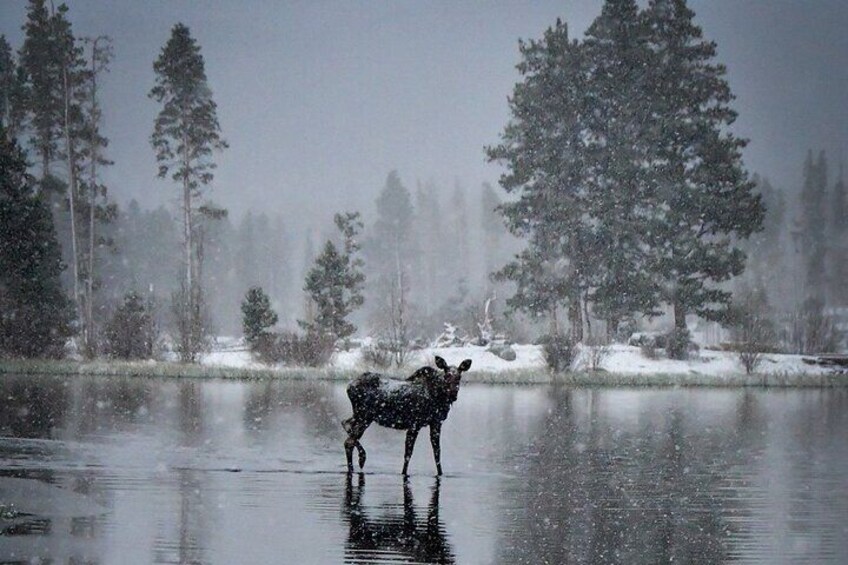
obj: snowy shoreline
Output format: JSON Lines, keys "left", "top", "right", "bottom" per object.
{"left": 0, "top": 343, "right": 845, "bottom": 387}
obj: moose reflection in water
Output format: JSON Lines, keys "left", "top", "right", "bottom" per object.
{"left": 343, "top": 473, "right": 455, "bottom": 564}
{"left": 343, "top": 356, "right": 472, "bottom": 475}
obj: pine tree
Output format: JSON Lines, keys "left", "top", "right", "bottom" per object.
{"left": 0, "top": 35, "right": 23, "bottom": 137}
{"left": 19, "top": 0, "right": 62, "bottom": 178}
{"left": 301, "top": 212, "right": 365, "bottom": 341}
{"left": 799, "top": 150, "right": 828, "bottom": 300}
{"left": 241, "top": 286, "right": 278, "bottom": 347}
{"left": 828, "top": 164, "right": 847, "bottom": 305}
{"left": 582, "top": 0, "right": 661, "bottom": 337}
{"left": 150, "top": 23, "right": 227, "bottom": 362}
{"left": 480, "top": 182, "right": 503, "bottom": 281}
{"left": 486, "top": 19, "right": 593, "bottom": 341}
{"left": 0, "top": 132, "right": 71, "bottom": 358}
{"left": 105, "top": 290, "right": 156, "bottom": 359}
{"left": 642, "top": 0, "right": 763, "bottom": 356}
{"left": 77, "top": 36, "right": 115, "bottom": 356}
{"left": 366, "top": 171, "right": 414, "bottom": 343}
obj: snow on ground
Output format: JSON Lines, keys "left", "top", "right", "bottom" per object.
{"left": 201, "top": 337, "right": 836, "bottom": 378}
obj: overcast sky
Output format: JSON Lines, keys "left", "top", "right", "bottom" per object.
{"left": 1, "top": 1, "right": 846, "bottom": 226}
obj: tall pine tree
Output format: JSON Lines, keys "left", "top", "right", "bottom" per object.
{"left": 150, "top": 23, "right": 227, "bottom": 362}
{"left": 642, "top": 0, "right": 763, "bottom": 355}
{"left": 487, "top": 19, "right": 593, "bottom": 341}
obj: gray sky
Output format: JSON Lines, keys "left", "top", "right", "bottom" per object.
{"left": 2, "top": 1, "right": 846, "bottom": 225}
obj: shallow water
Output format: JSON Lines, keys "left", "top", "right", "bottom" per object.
{"left": 0, "top": 375, "right": 846, "bottom": 564}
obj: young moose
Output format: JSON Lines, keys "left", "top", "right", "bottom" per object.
{"left": 343, "top": 356, "right": 472, "bottom": 475}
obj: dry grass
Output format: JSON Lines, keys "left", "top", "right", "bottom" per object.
{"left": 0, "top": 359, "right": 844, "bottom": 387}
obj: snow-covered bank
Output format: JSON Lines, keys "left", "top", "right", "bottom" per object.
{"left": 198, "top": 340, "right": 846, "bottom": 386}
{"left": 1, "top": 342, "right": 844, "bottom": 386}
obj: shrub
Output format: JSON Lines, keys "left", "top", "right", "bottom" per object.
{"left": 584, "top": 337, "right": 611, "bottom": 372}
{"left": 728, "top": 287, "right": 777, "bottom": 374}
{"left": 640, "top": 343, "right": 659, "bottom": 360}
{"left": 105, "top": 291, "right": 157, "bottom": 360}
{"left": 361, "top": 343, "right": 393, "bottom": 369}
{"left": 255, "top": 331, "right": 334, "bottom": 367}
{"left": 666, "top": 327, "right": 691, "bottom": 360}
{"left": 542, "top": 334, "right": 575, "bottom": 373}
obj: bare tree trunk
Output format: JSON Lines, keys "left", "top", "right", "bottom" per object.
{"left": 549, "top": 303, "right": 559, "bottom": 337}
{"left": 569, "top": 295, "right": 583, "bottom": 343}
{"left": 180, "top": 110, "right": 195, "bottom": 361}
{"left": 60, "top": 39, "right": 82, "bottom": 347}
{"left": 673, "top": 293, "right": 687, "bottom": 330}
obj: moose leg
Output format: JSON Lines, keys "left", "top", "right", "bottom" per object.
{"left": 429, "top": 422, "right": 443, "bottom": 476}
{"left": 402, "top": 428, "right": 420, "bottom": 476}
{"left": 343, "top": 417, "right": 370, "bottom": 472}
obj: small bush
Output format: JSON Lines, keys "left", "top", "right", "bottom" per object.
{"left": 585, "top": 337, "right": 611, "bottom": 372}
{"left": 640, "top": 343, "right": 659, "bottom": 359}
{"left": 361, "top": 344, "right": 393, "bottom": 369}
{"left": 105, "top": 291, "right": 157, "bottom": 360}
{"left": 542, "top": 334, "right": 575, "bottom": 373}
{"left": 666, "top": 327, "right": 691, "bottom": 360}
{"left": 254, "top": 331, "right": 334, "bottom": 367}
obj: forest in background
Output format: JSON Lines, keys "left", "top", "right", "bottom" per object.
{"left": 1, "top": 0, "right": 846, "bottom": 365}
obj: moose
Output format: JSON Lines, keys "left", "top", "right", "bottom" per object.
{"left": 342, "top": 356, "right": 472, "bottom": 475}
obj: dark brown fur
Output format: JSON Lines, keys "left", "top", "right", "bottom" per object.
{"left": 342, "top": 356, "right": 471, "bottom": 475}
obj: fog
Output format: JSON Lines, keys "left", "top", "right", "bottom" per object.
{"left": 1, "top": 1, "right": 845, "bottom": 225}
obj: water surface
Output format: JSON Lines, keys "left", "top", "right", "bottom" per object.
{"left": 0, "top": 375, "right": 846, "bottom": 563}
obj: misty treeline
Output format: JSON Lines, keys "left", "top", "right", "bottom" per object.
{"left": 1, "top": 0, "right": 845, "bottom": 365}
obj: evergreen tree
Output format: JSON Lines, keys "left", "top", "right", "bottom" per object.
{"left": 0, "top": 36, "right": 26, "bottom": 138}
{"left": 104, "top": 290, "right": 156, "bottom": 360}
{"left": 828, "top": 164, "right": 847, "bottom": 305}
{"left": 241, "top": 286, "right": 278, "bottom": 347}
{"left": 582, "top": 0, "right": 661, "bottom": 337}
{"left": 799, "top": 150, "right": 828, "bottom": 300}
{"left": 77, "top": 36, "right": 115, "bottom": 356}
{"left": 19, "top": 0, "right": 62, "bottom": 178}
{"left": 480, "top": 181, "right": 504, "bottom": 281}
{"left": 487, "top": 19, "right": 593, "bottom": 341}
{"left": 642, "top": 0, "right": 763, "bottom": 355}
{"left": 301, "top": 212, "right": 365, "bottom": 340}
{"left": 413, "top": 181, "right": 444, "bottom": 319}
{"left": 366, "top": 171, "right": 415, "bottom": 341}
{"left": 150, "top": 23, "right": 227, "bottom": 362}
{"left": 0, "top": 132, "right": 71, "bottom": 358}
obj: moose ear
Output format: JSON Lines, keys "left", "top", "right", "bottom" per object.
{"left": 458, "top": 359, "right": 472, "bottom": 372}
{"left": 435, "top": 356, "right": 448, "bottom": 370}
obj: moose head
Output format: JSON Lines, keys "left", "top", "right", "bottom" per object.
{"left": 434, "top": 356, "right": 472, "bottom": 403}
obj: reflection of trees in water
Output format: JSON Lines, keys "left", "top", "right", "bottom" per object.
{"left": 342, "top": 474, "right": 455, "bottom": 564}
{"left": 153, "top": 382, "right": 209, "bottom": 564}
{"left": 178, "top": 381, "right": 203, "bottom": 446}
{"left": 497, "top": 389, "right": 761, "bottom": 564}
{"left": 0, "top": 375, "right": 69, "bottom": 438}
{"left": 243, "top": 380, "right": 341, "bottom": 438}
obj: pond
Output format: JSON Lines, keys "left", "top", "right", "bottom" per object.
{"left": 0, "top": 375, "right": 846, "bottom": 564}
